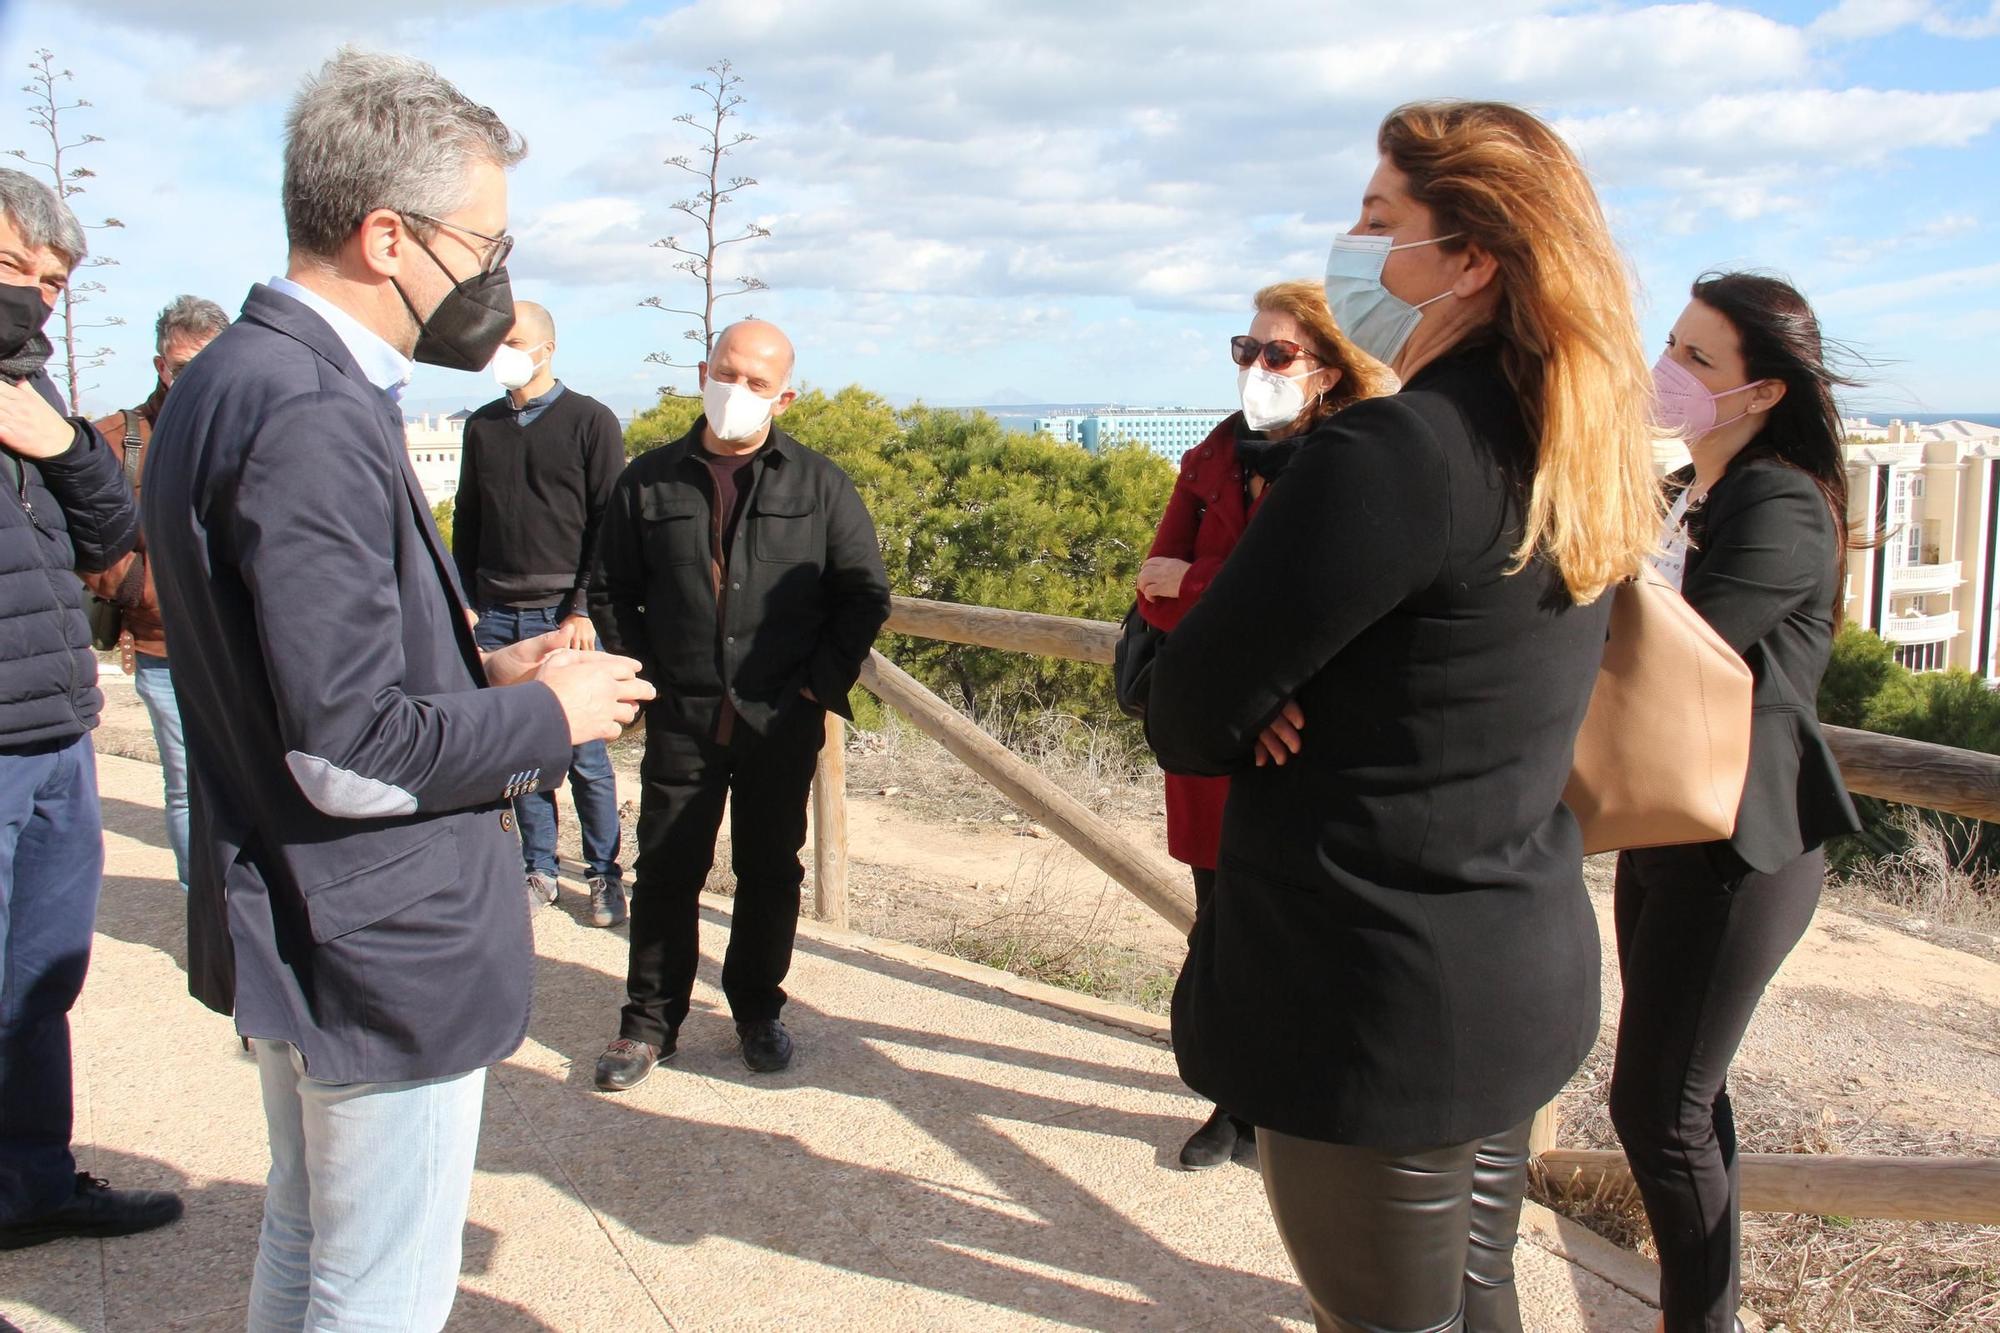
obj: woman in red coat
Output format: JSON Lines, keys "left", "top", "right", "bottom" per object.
{"left": 1137, "top": 279, "right": 1392, "bottom": 1169}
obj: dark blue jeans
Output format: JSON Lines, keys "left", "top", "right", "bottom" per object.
{"left": 473, "top": 605, "right": 622, "bottom": 880}
{"left": 0, "top": 734, "right": 102, "bottom": 1224}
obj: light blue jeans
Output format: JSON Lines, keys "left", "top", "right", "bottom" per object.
{"left": 132, "top": 653, "right": 190, "bottom": 893}
{"left": 246, "top": 1041, "right": 486, "bottom": 1332}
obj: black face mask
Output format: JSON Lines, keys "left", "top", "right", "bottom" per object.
{"left": 0, "top": 282, "right": 54, "bottom": 383}
{"left": 391, "top": 231, "right": 515, "bottom": 372}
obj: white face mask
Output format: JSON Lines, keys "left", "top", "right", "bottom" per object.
{"left": 490, "top": 342, "right": 548, "bottom": 391}
{"left": 1237, "top": 365, "right": 1311, "bottom": 432}
{"left": 703, "top": 375, "right": 783, "bottom": 442}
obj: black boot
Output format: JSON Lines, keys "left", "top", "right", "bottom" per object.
{"left": 1179, "top": 1106, "right": 1254, "bottom": 1170}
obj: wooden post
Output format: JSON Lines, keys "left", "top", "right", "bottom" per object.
{"left": 811, "top": 711, "right": 849, "bottom": 929}
{"left": 1527, "top": 1101, "right": 1559, "bottom": 1158}
{"left": 1537, "top": 1148, "right": 2000, "bottom": 1224}
{"left": 858, "top": 651, "right": 1196, "bottom": 935}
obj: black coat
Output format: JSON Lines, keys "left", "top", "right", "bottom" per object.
{"left": 1147, "top": 339, "right": 1610, "bottom": 1150}
{"left": 589, "top": 420, "right": 890, "bottom": 739}
{"left": 0, "top": 371, "right": 138, "bottom": 749}
{"left": 144, "top": 284, "right": 574, "bottom": 1083}
{"left": 1676, "top": 458, "right": 1860, "bottom": 872}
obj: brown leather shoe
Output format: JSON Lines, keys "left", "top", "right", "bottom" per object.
{"left": 593, "top": 1035, "right": 672, "bottom": 1092}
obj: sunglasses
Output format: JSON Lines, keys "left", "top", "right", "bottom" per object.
{"left": 1231, "top": 335, "right": 1321, "bottom": 372}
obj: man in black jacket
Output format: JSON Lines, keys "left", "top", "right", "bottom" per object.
{"left": 0, "top": 169, "right": 179, "bottom": 1250}
{"left": 589, "top": 319, "right": 889, "bottom": 1088}
{"left": 454, "top": 300, "right": 627, "bottom": 925}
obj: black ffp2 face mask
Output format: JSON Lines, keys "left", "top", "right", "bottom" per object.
{"left": 0, "top": 281, "right": 54, "bottom": 383}
{"left": 391, "top": 232, "right": 515, "bottom": 373}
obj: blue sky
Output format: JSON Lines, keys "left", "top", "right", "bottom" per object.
{"left": 1, "top": 0, "right": 1996, "bottom": 420}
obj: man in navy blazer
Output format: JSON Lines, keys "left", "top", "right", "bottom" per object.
{"left": 144, "top": 50, "right": 651, "bottom": 1329}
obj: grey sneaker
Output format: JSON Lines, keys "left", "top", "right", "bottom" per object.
{"left": 588, "top": 876, "right": 627, "bottom": 928}
{"left": 526, "top": 870, "right": 559, "bottom": 908}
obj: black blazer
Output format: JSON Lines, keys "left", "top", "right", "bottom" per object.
{"left": 1675, "top": 458, "right": 1860, "bottom": 872}
{"left": 144, "top": 284, "right": 575, "bottom": 1084}
{"left": 1147, "top": 339, "right": 1610, "bottom": 1150}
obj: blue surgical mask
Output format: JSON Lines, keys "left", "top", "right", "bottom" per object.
{"left": 1323, "top": 232, "right": 1462, "bottom": 368}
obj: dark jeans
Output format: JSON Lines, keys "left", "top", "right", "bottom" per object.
{"left": 1610, "top": 842, "right": 1824, "bottom": 1333}
{"left": 1260, "top": 1120, "right": 1533, "bottom": 1332}
{"left": 619, "top": 701, "right": 827, "bottom": 1043}
{"left": 0, "top": 735, "right": 102, "bottom": 1224}
{"left": 473, "top": 605, "right": 622, "bottom": 879}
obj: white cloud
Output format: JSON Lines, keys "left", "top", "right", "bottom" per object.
{"left": 1810, "top": 0, "right": 1934, "bottom": 39}
{"left": 1809, "top": 0, "right": 2000, "bottom": 39}
{"left": 1818, "top": 260, "right": 2000, "bottom": 313}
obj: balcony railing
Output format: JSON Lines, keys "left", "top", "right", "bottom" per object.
{"left": 1887, "top": 559, "right": 1963, "bottom": 592}
{"left": 1883, "top": 610, "right": 1960, "bottom": 643}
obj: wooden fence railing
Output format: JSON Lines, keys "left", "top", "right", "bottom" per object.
{"left": 806, "top": 594, "right": 2000, "bottom": 1225}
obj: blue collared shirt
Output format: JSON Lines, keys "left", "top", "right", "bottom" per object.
{"left": 267, "top": 275, "right": 414, "bottom": 403}
{"left": 514, "top": 379, "right": 566, "bottom": 427}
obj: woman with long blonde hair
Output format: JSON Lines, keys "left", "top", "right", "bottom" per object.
{"left": 1147, "top": 101, "right": 1657, "bottom": 1330}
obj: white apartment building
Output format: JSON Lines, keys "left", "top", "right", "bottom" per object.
{"left": 405, "top": 410, "right": 470, "bottom": 506}
{"left": 1840, "top": 418, "right": 2000, "bottom": 678}
{"left": 1032, "top": 408, "right": 1232, "bottom": 465}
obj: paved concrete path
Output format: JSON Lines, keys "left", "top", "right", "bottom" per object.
{"left": 2, "top": 748, "right": 1665, "bottom": 1331}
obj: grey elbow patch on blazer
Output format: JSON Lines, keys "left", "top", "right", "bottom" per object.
{"left": 285, "top": 751, "right": 420, "bottom": 819}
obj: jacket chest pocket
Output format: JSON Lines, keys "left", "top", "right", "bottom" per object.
{"left": 749, "top": 493, "right": 815, "bottom": 564}
{"left": 640, "top": 493, "right": 707, "bottom": 567}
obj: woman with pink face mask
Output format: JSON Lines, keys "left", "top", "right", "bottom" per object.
{"left": 1613, "top": 271, "right": 1862, "bottom": 1333}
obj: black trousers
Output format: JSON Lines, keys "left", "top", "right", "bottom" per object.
{"left": 1259, "top": 1120, "right": 1533, "bottom": 1333}
{"left": 1610, "top": 842, "right": 1823, "bottom": 1333}
{"left": 1189, "top": 865, "right": 1216, "bottom": 938}
{"left": 619, "top": 703, "right": 827, "bottom": 1045}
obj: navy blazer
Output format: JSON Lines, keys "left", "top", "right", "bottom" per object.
{"left": 1677, "top": 458, "right": 1861, "bottom": 872}
{"left": 144, "top": 284, "right": 574, "bottom": 1083}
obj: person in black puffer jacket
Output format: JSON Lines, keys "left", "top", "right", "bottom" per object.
{"left": 0, "top": 168, "right": 180, "bottom": 1254}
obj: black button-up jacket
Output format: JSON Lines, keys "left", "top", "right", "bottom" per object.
{"left": 590, "top": 419, "right": 890, "bottom": 740}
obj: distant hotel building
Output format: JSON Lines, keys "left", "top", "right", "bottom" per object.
{"left": 1033, "top": 408, "right": 1232, "bottom": 466}
{"left": 1837, "top": 417, "right": 2000, "bottom": 677}
{"left": 405, "top": 410, "right": 470, "bottom": 506}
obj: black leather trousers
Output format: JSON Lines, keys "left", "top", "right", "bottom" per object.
{"left": 1259, "top": 1120, "right": 1533, "bottom": 1333}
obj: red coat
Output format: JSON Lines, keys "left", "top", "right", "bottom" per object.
{"left": 1138, "top": 416, "right": 1262, "bottom": 869}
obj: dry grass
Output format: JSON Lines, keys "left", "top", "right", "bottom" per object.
{"left": 1534, "top": 1049, "right": 2000, "bottom": 1332}
{"left": 845, "top": 708, "right": 1165, "bottom": 826}
{"left": 924, "top": 857, "right": 1177, "bottom": 1014}
{"left": 1841, "top": 810, "right": 2000, "bottom": 938}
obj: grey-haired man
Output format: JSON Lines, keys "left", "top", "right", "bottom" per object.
{"left": 81, "top": 295, "right": 232, "bottom": 895}
{"left": 0, "top": 169, "right": 176, "bottom": 1251}
{"left": 144, "top": 50, "right": 651, "bottom": 1328}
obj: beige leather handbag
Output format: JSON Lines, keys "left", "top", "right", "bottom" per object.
{"left": 1564, "top": 566, "right": 1753, "bottom": 854}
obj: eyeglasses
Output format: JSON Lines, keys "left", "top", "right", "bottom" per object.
{"left": 401, "top": 212, "right": 514, "bottom": 275}
{"left": 1230, "top": 335, "right": 1321, "bottom": 372}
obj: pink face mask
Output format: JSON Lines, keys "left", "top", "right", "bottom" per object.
{"left": 1651, "top": 353, "right": 1767, "bottom": 438}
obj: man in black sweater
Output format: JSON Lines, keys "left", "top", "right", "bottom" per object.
{"left": 454, "top": 301, "right": 629, "bottom": 926}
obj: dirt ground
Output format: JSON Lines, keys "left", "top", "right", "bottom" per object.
{"left": 94, "top": 676, "right": 2000, "bottom": 1329}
